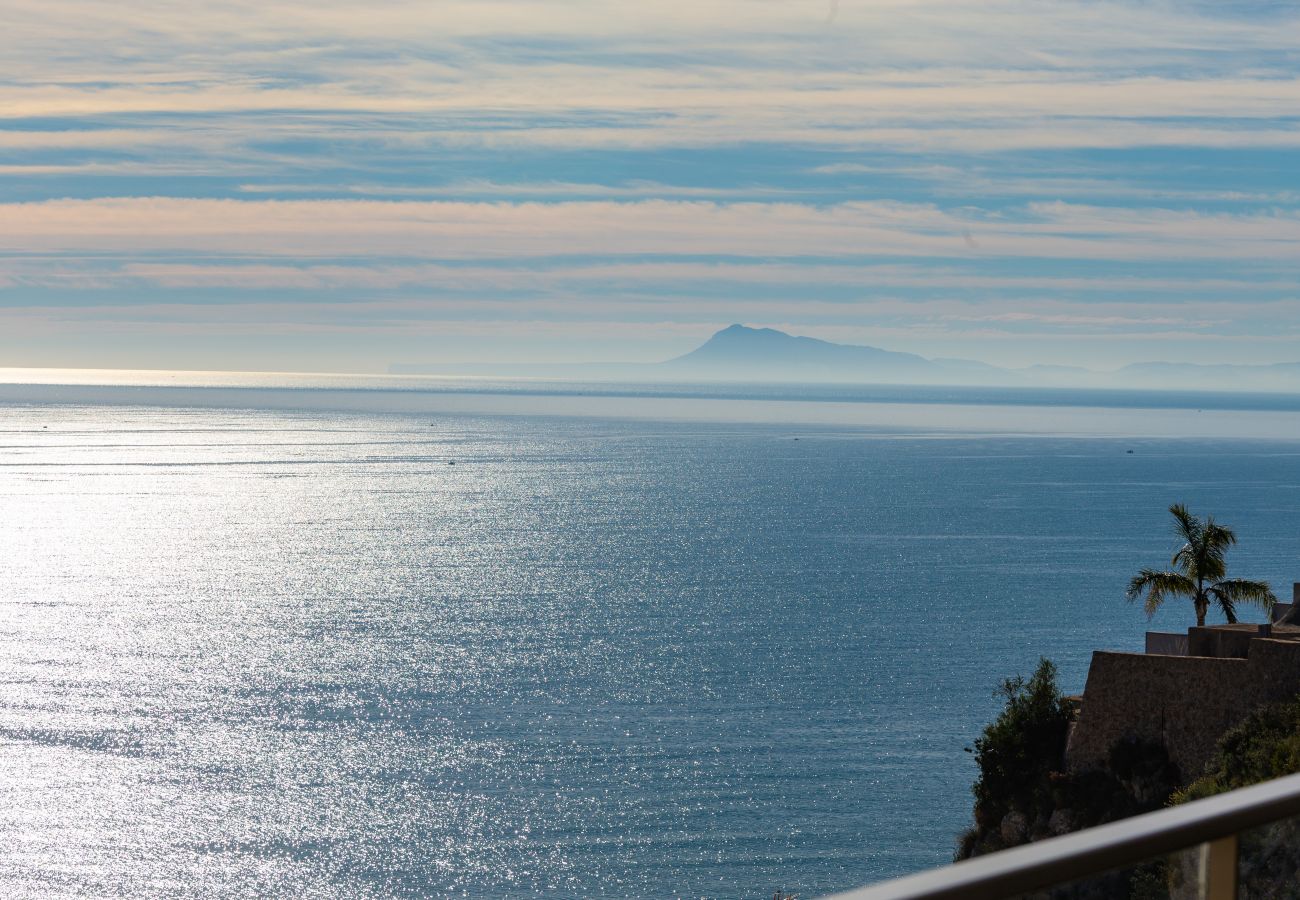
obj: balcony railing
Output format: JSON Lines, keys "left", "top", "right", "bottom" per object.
{"left": 825, "top": 770, "right": 1300, "bottom": 900}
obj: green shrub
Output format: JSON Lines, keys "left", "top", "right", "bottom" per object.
{"left": 1174, "top": 698, "right": 1300, "bottom": 896}
{"left": 1175, "top": 696, "right": 1300, "bottom": 803}
{"left": 970, "top": 657, "right": 1074, "bottom": 829}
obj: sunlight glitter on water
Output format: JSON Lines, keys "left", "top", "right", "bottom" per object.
{"left": 3, "top": 398, "right": 1299, "bottom": 896}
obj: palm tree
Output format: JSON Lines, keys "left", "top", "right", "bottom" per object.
{"left": 1126, "top": 503, "right": 1276, "bottom": 627}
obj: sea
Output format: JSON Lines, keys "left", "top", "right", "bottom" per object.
{"left": 2, "top": 372, "right": 1299, "bottom": 898}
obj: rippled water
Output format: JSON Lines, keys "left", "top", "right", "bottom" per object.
{"left": 2, "top": 393, "right": 1299, "bottom": 897}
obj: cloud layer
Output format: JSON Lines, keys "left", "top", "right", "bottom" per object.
{"left": 2, "top": 0, "right": 1298, "bottom": 369}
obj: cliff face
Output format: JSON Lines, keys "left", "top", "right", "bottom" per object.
{"left": 959, "top": 736, "right": 1179, "bottom": 860}
{"left": 958, "top": 693, "right": 1181, "bottom": 899}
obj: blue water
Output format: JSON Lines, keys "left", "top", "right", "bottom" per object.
{"left": 2, "top": 381, "right": 1299, "bottom": 897}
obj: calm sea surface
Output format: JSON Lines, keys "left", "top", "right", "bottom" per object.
{"left": 2, "top": 376, "right": 1300, "bottom": 898}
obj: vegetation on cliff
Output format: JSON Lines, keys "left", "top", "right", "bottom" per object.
{"left": 1176, "top": 696, "right": 1300, "bottom": 803}
{"left": 1171, "top": 698, "right": 1300, "bottom": 896}
{"left": 966, "top": 657, "right": 1073, "bottom": 842}
{"left": 958, "top": 658, "right": 1179, "bottom": 861}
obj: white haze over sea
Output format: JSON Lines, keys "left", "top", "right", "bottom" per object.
{"left": 5, "top": 369, "right": 1300, "bottom": 439}
{"left": 3, "top": 372, "right": 1300, "bottom": 897}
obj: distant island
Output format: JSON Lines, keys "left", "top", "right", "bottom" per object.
{"left": 391, "top": 324, "right": 1300, "bottom": 393}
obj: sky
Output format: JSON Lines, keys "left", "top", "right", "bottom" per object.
{"left": 3, "top": 0, "right": 1300, "bottom": 374}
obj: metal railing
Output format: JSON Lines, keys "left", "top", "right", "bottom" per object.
{"left": 826, "top": 770, "right": 1300, "bottom": 900}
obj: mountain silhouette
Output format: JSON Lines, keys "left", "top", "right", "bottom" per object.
{"left": 665, "top": 324, "right": 941, "bottom": 379}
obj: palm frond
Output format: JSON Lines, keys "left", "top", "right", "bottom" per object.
{"left": 1169, "top": 515, "right": 1233, "bottom": 582}
{"left": 1169, "top": 503, "right": 1210, "bottom": 574}
{"left": 1196, "top": 520, "right": 1236, "bottom": 581}
{"left": 1211, "top": 591, "right": 1237, "bottom": 624}
{"left": 1168, "top": 503, "right": 1200, "bottom": 548}
{"left": 1211, "top": 578, "right": 1276, "bottom": 616}
{"left": 1127, "top": 569, "right": 1195, "bottom": 618}
{"left": 1203, "top": 520, "right": 1237, "bottom": 551}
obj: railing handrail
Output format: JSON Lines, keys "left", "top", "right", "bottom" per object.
{"left": 825, "top": 770, "right": 1300, "bottom": 900}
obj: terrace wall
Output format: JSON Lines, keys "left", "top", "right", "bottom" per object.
{"left": 1066, "top": 639, "right": 1300, "bottom": 780}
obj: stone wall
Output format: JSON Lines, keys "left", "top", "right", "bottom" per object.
{"left": 1145, "top": 631, "right": 1188, "bottom": 656}
{"left": 1066, "top": 639, "right": 1300, "bottom": 780}
{"left": 1187, "top": 624, "right": 1260, "bottom": 659}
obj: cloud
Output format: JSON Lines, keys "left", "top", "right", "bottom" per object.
{"left": 233, "top": 180, "right": 802, "bottom": 200}
{"left": 2, "top": 1, "right": 1299, "bottom": 159}
{"left": 85, "top": 260, "right": 1296, "bottom": 298}
{"left": 5, "top": 74, "right": 1300, "bottom": 157}
{"left": 3, "top": 196, "right": 1299, "bottom": 262}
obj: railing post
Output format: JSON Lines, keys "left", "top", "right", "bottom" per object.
{"left": 1201, "top": 835, "right": 1238, "bottom": 900}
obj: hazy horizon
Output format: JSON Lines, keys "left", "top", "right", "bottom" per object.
{"left": 8, "top": 318, "right": 1300, "bottom": 395}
